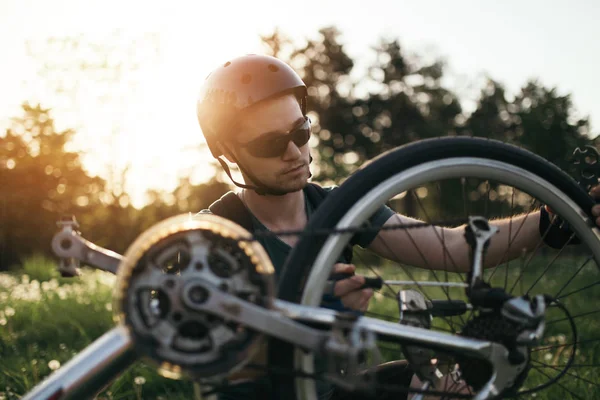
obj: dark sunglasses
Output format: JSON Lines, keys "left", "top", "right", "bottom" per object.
{"left": 236, "top": 117, "right": 311, "bottom": 158}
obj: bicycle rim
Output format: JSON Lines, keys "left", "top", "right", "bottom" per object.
{"left": 276, "top": 137, "right": 600, "bottom": 400}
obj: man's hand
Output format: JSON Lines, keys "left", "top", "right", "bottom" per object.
{"left": 549, "top": 185, "right": 600, "bottom": 227}
{"left": 331, "top": 263, "right": 373, "bottom": 312}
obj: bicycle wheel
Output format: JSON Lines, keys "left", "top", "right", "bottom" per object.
{"left": 275, "top": 137, "right": 600, "bottom": 400}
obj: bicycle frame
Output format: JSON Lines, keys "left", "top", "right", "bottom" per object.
{"left": 21, "top": 217, "right": 531, "bottom": 400}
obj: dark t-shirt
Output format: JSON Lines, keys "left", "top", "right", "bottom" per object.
{"left": 199, "top": 186, "right": 395, "bottom": 399}
{"left": 250, "top": 186, "right": 394, "bottom": 275}
{"left": 247, "top": 186, "right": 394, "bottom": 312}
{"left": 200, "top": 186, "right": 394, "bottom": 277}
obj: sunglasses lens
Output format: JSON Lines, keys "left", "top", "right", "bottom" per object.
{"left": 292, "top": 127, "right": 310, "bottom": 148}
{"left": 245, "top": 118, "right": 311, "bottom": 158}
{"left": 256, "top": 139, "right": 289, "bottom": 158}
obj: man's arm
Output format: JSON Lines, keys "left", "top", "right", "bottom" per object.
{"left": 367, "top": 211, "right": 542, "bottom": 273}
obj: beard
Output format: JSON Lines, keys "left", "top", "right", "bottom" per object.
{"left": 236, "top": 150, "right": 312, "bottom": 196}
{"left": 270, "top": 163, "right": 311, "bottom": 194}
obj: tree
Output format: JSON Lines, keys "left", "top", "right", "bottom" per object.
{"left": 0, "top": 104, "right": 106, "bottom": 270}
{"left": 136, "top": 177, "right": 232, "bottom": 234}
{"left": 513, "top": 81, "right": 591, "bottom": 171}
{"left": 260, "top": 27, "right": 596, "bottom": 220}
{"left": 262, "top": 27, "right": 357, "bottom": 183}
{"left": 261, "top": 29, "right": 462, "bottom": 188}
{"left": 367, "top": 39, "right": 462, "bottom": 149}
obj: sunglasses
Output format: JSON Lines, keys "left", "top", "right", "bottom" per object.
{"left": 236, "top": 117, "right": 311, "bottom": 158}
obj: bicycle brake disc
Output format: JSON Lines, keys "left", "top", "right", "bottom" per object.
{"left": 113, "top": 214, "right": 275, "bottom": 381}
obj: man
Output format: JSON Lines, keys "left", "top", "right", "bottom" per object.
{"left": 196, "top": 54, "right": 600, "bottom": 399}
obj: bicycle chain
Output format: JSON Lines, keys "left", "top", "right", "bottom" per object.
{"left": 236, "top": 217, "right": 470, "bottom": 241}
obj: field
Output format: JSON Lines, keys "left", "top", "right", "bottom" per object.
{"left": 1, "top": 254, "right": 598, "bottom": 399}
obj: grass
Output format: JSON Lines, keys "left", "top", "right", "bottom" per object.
{"left": 2, "top": 254, "right": 599, "bottom": 399}
{"left": 0, "top": 256, "right": 197, "bottom": 400}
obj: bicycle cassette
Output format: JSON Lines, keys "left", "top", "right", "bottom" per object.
{"left": 113, "top": 213, "right": 275, "bottom": 381}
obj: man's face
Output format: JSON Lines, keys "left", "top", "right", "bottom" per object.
{"left": 228, "top": 94, "right": 311, "bottom": 194}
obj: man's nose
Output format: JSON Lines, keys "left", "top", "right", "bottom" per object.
{"left": 281, "top": 139, "right": 302, "bottom": 160}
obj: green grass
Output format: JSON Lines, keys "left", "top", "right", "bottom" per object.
{"left": 0, "top": 258, "right": 197, "bottom": 400}
{"left": 2, "top": 255, "right": 599, "bottom": 399}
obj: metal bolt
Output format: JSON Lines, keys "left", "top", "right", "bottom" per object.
{"left": 189, "top": 286, "right": 209, "bottom": 304}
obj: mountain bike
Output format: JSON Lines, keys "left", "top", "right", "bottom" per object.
{"left": 21, "top": 137, "right": 600, "bottom": 400}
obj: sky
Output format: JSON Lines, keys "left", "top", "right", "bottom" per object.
{"left": 1, "top": 0, "right": 599, "bottom": 207}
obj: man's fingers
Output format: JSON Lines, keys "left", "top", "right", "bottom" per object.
{"left": 358, "top": 289, "right": 373, "bottom": 311}
{"left": 331, "top": 264, "right": 374, "bottom": 311}
{"left": 334, "top": 275, "right": 364, "bottom": 297}
{"left": 332, "top": 263, "right": 355, "bottom": 275}
{"left": 340, "top": 291, "right": 362, "bottom": 309}
{"left": 339, "top": 288, "right": 373, "bottom": 311}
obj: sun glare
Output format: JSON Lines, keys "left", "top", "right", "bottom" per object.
{"left": 1, "top": 0, "right": 598, "bottom": 207}
{"left": 0, "top": 1, "right": 319, "bottom": 208}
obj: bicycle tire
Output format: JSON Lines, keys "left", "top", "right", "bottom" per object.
{"left": 274, "top": 136, "right": 600, "bottom": 400}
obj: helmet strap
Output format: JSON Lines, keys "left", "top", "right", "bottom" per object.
{"left": 216, "top": 151, "right": 289, "bottom": 196}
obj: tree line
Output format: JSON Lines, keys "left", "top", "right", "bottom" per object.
{"left": 0, "top": 27, "right": 594, "bottom": 270}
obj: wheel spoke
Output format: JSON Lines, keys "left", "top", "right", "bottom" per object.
{"left": 357, "top": 251, "right": 399, "bottom": 301}
{"left": 411, "top": 190, "right": 465, "bottom": 277}
{"left": 534, "top": 363, "right": 600, "bottom": 368}
{"left": 365, "top": 231, "right": 462, "bottom": 333}
{"left": 531, "top": 360, "right": 600, "bottom": 387}
{"left": 546, "top": 309, "right": 600, "bottom": 326}
{"left": 556, "top": 280, "right": 600, "bottom": 300}
{"left": 507, "top": 211, "right": 556, "bottom": 295}
{"left": 487, "top": 196, "right": 537, "bottom": 282}
{"left": 529, "top": 365, "right": 586, "bottom": 400}
{"left": 525, "top": 240, "right": 570, "bottom": 295}
{"left": 410, "top": 191, "right": 467, "bottom": 327}
{"left": 554, "top": 256, "right": 594, "bottom": 299}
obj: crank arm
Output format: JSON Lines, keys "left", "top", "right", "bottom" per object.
{"left": 52, "top": 218, "right": 123, "bottom": 275}
{"left": 183, "top": 281, "right": 328, "bottom": 352}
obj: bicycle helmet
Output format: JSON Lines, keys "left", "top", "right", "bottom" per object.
{"left": 197, "top": 54, "right": 307, "bottom": 158}
{"left": 196, "top": 54, "right": 309, "bottom": 195}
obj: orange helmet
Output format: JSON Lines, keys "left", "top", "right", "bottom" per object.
{"left": 197, "top": 54, "right": 307, "bottom": 158}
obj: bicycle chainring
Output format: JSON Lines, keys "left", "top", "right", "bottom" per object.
{"left": 113, "top": 214, "right": 275, "bottom": 381}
